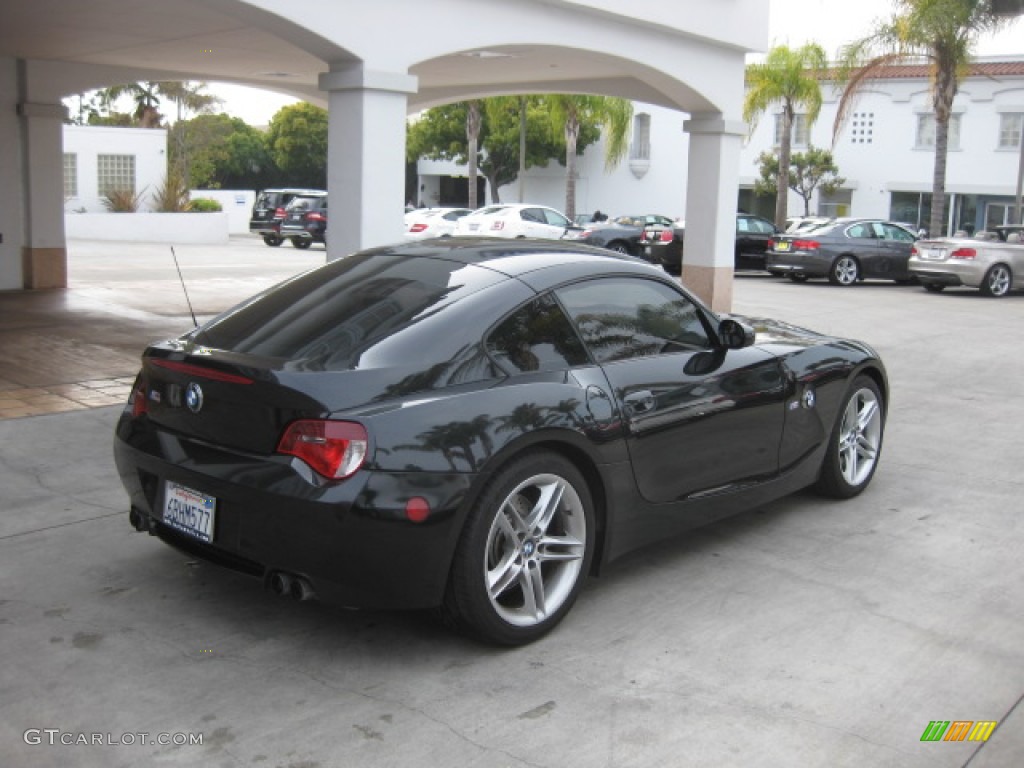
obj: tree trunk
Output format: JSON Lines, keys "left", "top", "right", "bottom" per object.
{"left": 564, "top": 112, "right": 580, "bottom": 220}
{"left": 928, "top": 58, "right": 957, "bottom": 238}
{"left": 466, "top": 101, "right": 481, "bottom": 209}
{"left": 774, "top": 103, "right": 793, "bottom": 229}
{"left": 518, "top": 97, "right": 526, "bottom": 203}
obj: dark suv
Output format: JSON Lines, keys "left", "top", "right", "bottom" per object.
{"left": 279, "top": 192, "right": 328, "bottom": 249}
{"left": 250, "top": 188, "right": 326, "bottom": 247}
{"left": 646, "top": 213, "right": 780, "bottom": 274}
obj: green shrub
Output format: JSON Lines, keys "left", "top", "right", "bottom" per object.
{"left": 188, "top": 197, "right": 223, "bottom": 212}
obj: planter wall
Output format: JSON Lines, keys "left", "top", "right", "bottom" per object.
{"left": 64, "top": 212, "right": 230, "bottom": 244}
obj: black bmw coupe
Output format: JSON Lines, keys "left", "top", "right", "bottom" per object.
{"left": 114, "top": 239, "right": 888, "bottom": 645}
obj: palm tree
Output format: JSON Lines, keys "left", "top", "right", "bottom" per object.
{"left": 155, "top": 81, "right": 222, "bottom": 123}
{"left": 542, "top": 95, "right": 633, "bottom": 220}
{"left": 833, "top": 0, "right": 1012, "bottom": 237}
{"left": 98, "top": 81, "right": 164, "bottom": 127}
{"left": 743, "top": 43, "right": 828, "bottom": 230}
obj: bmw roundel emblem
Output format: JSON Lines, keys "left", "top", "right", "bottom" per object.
{"left": 185, "top": 382, "right": 204, "bottom": 413}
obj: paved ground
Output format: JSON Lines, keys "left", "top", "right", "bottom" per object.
{"left": 1, "top": 238, "right": 1023, "bottom": 767}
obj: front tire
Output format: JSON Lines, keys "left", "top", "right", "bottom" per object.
{"left": 828, "top": 255, "right": 860, "bottom": 285}
{"left": 980, "top": 264, "right": 1012, "bottom": 297}
{"left": 607, "top": 241, "right": 631, "bottom": 255}
{"left": 262, "top": 234, "right": 283, "bottom": 247}
{"left": 291, "top": 238, "right": 312, "bottom": 249}
{"left": 443, "top": 451, "right": 595, "bottom": 645}
{"left": 815, "top": 375, "right": 885, "bottom": 499}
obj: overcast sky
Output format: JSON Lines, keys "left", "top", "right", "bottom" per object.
{"left": 209, "top": 0, "right": 1024, "bottom": 125}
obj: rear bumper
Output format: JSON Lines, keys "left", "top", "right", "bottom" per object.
{"left": 764, "top": 253, "right": 828, "bottom": 276}
{"left": 908, "top": 256, "right": 985, "bottom": 288}
{"left": 114, "top": 414, "right": 473, "bottom": 611}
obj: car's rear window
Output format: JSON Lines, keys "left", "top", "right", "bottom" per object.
{"left": 194, "top": 252, "right": 507, "bottom": 370}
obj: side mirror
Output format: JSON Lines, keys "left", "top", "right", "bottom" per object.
{"left": 718, "top": 318, "right": 755, "bottom": 350}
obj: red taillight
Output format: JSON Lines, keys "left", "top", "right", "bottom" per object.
{"left": 150, "top": 359, "right": 253, "bottom": 385}
{"left": 306, "top": 212, "right": 326, "bottom": 222}
{"left": 273, "top": 207, "right": 286, "bottom": 219}
{"left": 768, "top": 238, "right": 775, "bottom": 249}
{"left": 911, "top": 246, "right": 918, "bottom": 255}
{"left": 658, "top": 228, "right": 673, "bottom": 243}
{"left": 951, "top": 248, "right": 977, "bottom": 260}
{"left": 277, "top": 420, "right": 368, "bottom": 480}
{"left": 490, "top": 221, "right": 505, "bottom": 230}
{"left": 405, "top": 497, "right": 431, "bottom": 523}
{"left": 793, "top": 239, "right": 820, "bottom": 251}
{"left": 409, "top": 222, "right": 429, "bottom": 233}
{"left": 131, "top": 379, "right": 149, "bottom": 418}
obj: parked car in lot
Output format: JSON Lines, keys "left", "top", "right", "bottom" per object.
{"left": 766, "top": 218, "right": 918, "bottom": 285}
{"left": 909, "top": 229, "right": 1024, "bottom": 297}
{"left": 579, "top": 214, "right": 674, "bottom": 257}
{"left": 648, "top": 213, "right": 780, "bottom": 274}
{"left": 454, "top": 204, "right": 583, "bottom": 240}
{"left": 114, "top": 238, "right": 888, "bottom": 645}
{"left": 404, "top": 207, "right": 472, "bottom": 240}
{"left": 250, "top": 188, "right": 326, "bottom": 247}
{"left": 279, "top": 192, "right": 328, "bottom": 249}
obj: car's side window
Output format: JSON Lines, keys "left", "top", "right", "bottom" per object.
{"left": 555, "top": 277, "right": 711, "bottom": 364}
{"left": 847, "top": 223, "right": 874, "bottom": 239}
{"left": 486, "top": 293, "right": 589, "bottom": 374}
{"left": 737, "top": 217, "right": 751, "bottom": 234}
{"left": 543, "top": 209, "right": 569, "bottom": 227}
{"left": 521, "top": 208, "right": 544, "bottom": 223}
{"left": 881, "top": 223, "right": 913, "bottom": 241}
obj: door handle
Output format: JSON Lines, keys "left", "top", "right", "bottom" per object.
{"left": 624, "top": 390, "right": 656, "bottom": 414}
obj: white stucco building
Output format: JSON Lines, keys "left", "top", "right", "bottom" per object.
{"left": 62, "top": 125, "right": 167, "bottom": 213}
{"left": 417, "top": 57, "right": 1024, "bottom": 235}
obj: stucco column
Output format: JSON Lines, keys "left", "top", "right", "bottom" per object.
{"left": 319, "top": 66, "right": 417, "bottom": 261}
{"left": 681, "top": 115, "right": 745, "bottom": 312}
{"left": 18, "top": 100, "right": 68, "bottom": 289}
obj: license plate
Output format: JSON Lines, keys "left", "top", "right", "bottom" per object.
{"left": 919, "top": 248, "right": 945, "bottom": 261}
{"left": 775, "top": 241, "right": 791, "bottom": 252}
{"left": 163, "top": 481, "right": 216, "bottom": 543}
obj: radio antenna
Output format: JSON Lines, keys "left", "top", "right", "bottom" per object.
{"left": 170, "top": 246, "right": 198, "bottom": 328}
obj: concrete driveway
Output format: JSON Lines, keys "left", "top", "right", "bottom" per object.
{"left": 1, "top": 238, "right": 1022, "bottom": 767}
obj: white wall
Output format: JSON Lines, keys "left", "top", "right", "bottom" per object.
{"left": 65, "top": 212, "right": 229, "bottom": 243}
{"left": 62, "top": 125, "right": 167, "bottom": 213}
{"left": 190, "top": 189, "right": 255, "bottom": 234}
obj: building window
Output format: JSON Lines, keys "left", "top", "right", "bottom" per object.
{"left": 998, "top": 113, "right": 1022, "bottom": 149}
{"left": 97, "top": 154, "right": 136, "bottom": 197}
{"left": 915, "top": 114, "right": 961, "bottom": 150}
{"left": 63, "top": 153, "right": 78, "bottom": 199}
{"left": 774, "top": 113, "right": 808, "bottom": 147}
{"left": 630, "top": 113, "right": 651, "bottom": 161}
{"left": 850, "top": 112, "right": 874, "bottom": 145}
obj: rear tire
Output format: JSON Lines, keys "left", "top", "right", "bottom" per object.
{"left": 980, "top": 264, "right": 1012, "bottom": 297}
{"left": 443, "top": 451, "right": 595, "bottom": 645}
{"left": 815, "top": 375, "right": 885, "bottom": 499}
{"left": 292, "top": 238, "right": 312, "bottom": 249}
{"left": 828, "top": 255, "right": 860, "bottom": 285}
{"left": 924, "top": 283, "right": 945, "bottom": 293}
{"left": 263, "top": 234, "right": 283, "bottom": 247}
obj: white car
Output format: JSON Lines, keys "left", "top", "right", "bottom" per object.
{"left": 453, "top": 204, "right": 582, "bottom": 240}
{"left": 404, "top": 208, "right": 472, "bottom": 240}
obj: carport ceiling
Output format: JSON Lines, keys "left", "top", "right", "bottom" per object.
{"left": 1, "top": 0, "right": 685, "bottom": 108}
